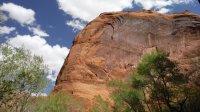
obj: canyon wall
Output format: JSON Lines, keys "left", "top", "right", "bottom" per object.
{"left": 54, "top": 10, "right": 200, "bottom": 106}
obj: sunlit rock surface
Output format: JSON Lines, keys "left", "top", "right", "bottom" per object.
{"left": 54, "top": 10, "right": 200, "bottom": 108}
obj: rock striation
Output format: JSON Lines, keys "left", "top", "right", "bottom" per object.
{"left": 54, "top": 10, "right": 200, "bottom": 107}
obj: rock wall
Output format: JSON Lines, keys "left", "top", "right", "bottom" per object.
{"left": 54, "top": 10, "right": 200, "bottom": 107}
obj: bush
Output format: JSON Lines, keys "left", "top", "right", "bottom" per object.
{"left": 90, "top": 95, "right": 111, "bottom": 112}
{"left": 29, "top": 92, "right": 83, "bottom": 112}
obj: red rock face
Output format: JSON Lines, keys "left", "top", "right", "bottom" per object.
{"left": 54, "top": 10, "right": 200, "bottom": 106}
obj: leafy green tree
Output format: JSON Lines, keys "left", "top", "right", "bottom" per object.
{"left": 109, "top": 79, "right": 145, "bottom": 112}
{"left": 0, "top": 44, "right": 49, "bottom": 112}
{"left": 182, "top": 58, "right": 200, "bottom": 112}
{"left": 133, "top": 51, "right": 190, "bottom": 112}
{"left": 110, "top": 51, "right": 198, "bottom": 112}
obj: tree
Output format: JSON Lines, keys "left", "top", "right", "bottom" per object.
{"left": 182, "top": 58, "right": 200, "bottom": 112}
{"left": 109, "top": 79, "right": 145, "bottom": 112}
{"left": 133, "top": 51, "right": 190, "bottom": 112}
{"left": 0, "top": 44, "right": 49, "bottom": 112}
{"left": 110, "top": 51, "right": 197, "bottom": 112}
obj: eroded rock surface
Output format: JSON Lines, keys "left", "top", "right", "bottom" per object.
{"left": 54, "top": 10, "right": 200, "bottom": 107}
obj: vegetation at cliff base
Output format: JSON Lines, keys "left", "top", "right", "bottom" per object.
{"left": 30, "top": 92, "right": 83, "bottom": 112}
{"left": 0, "top": 44, "right": 49, "bottom": 112}
{"left": 109, "top": 51, "right": 200, "bottom": 112}
{"left": 0, "top": 44, "right": 83, "bottom": 112}
{"left": 90, "top": 95, "right": 111, "bottom": 112}
{"left": 1, "top": 44, "right": 200, "bottom": 112}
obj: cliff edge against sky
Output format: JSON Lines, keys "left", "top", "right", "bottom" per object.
{"left": 54, "top": 10, "right": 200, "bottom": 107}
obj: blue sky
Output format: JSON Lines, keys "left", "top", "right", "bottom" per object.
{"left": 0, "top": 0, "right": 200, "bottom": 95}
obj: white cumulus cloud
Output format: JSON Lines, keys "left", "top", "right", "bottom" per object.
{"left": 57, "top": 0, "right": 133, "bottom": 22}
{"left": 57, "top": 0, "right": 133, "bottom": 30}
{"left": 158, "top": 8, "right": 171, "bottom": 13}
{"left": 0, "top": 26, "right": 16, "bottom": 35}
{"left": 66, "top": 19, "right": 86, "bottom": 31}
{"left": 0, "top": 11, "right": 8, "bottom": 23}
{"left": 0, "top": 3, "right": 35, "bottom": 25}
{"left": 135, "top": 0, "right": 172, "bottom": 10}
{"left": 28, "top": 26, "right": 49, "bottom": 37}
{"left": 135, "top": 0, "right": 193, "bottom": 13}
{"left": 57, "top": 0, "right": 194, "bottom": 30}
{"left": 7, "top": 35, "right": 69, "bottom": 81}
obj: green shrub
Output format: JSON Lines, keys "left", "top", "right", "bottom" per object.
{"left": 29, "top": 92, "right": 83, "bottom": 112}
{"left": 90, "top": 95, "right": 111, "bottom": 112}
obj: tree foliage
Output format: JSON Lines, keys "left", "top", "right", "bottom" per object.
{"left": 29, "top": 92, "right": 83, "bottom": 112}
{"left": 109, "top": 79, "right": 144, "bottom": 112}
{"left": 0, "top": 44, "right": 49, "bottom": 112}
{"left": 91, "top": 95, "right": 111, "bottom": 112}
{"left": 110, "top": 51, "right": 200, "bottom": 112}
{"left": 134, "top": 51, "right": 189, "bottom": 112}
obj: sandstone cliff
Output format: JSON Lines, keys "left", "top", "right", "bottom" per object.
{"left": 54, "top": 10, "right": 200, "bottom": 107}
